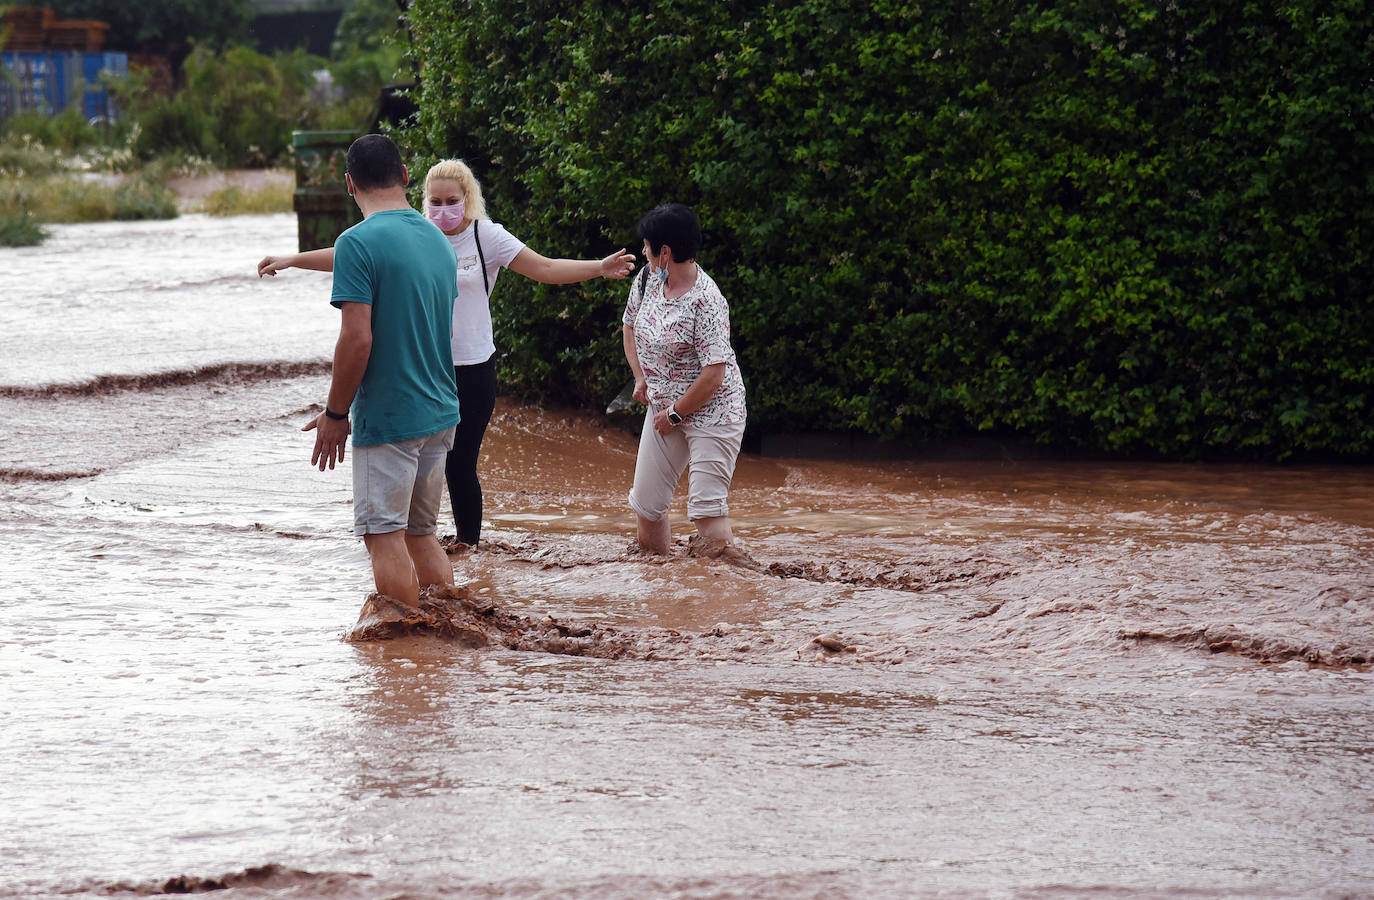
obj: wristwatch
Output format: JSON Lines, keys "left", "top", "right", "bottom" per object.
{"left": 667, "top": 405, "right": 683, "bottom": 426}
{"left": 324, "top": 406, "right": 349, "bottom": 421}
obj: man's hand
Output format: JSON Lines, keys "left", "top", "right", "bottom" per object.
{"left": 600, "top": 248, "right": 636, "bottom": 280}
{"left": 652, "top": 407, "right": 675, "bottom": 435}
{"left": 303, "top": 412, "right": 351, "bottom": 470}
{"left": 632, "top": 378, "right": 649, "bottom": 405}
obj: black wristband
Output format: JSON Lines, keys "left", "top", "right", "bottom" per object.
{"left": 324, "top": 406, "right": 349, "bottom": 421}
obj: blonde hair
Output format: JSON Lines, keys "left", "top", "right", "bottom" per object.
{"left": 423, "top": 158, "right": 487, "bottom": 220}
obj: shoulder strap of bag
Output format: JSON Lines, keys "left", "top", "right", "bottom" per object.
{"left": 634, "top": 264, "right": 648, "bottom": 303}
{"left": 473, "top": 218, "right": 490, "bottom": 296}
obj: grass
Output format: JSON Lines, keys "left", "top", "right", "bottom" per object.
{"left": 0, "top": 174, "right": 178, "bottom": 224}
{"left": 202, "top": 181, "right": 294, "bottom": 216}
{"left": 0, "top": 138, "right": 66, "bottom": 177}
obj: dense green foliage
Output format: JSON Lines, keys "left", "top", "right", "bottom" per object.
{"left": 45, "top": 0, "right": 253, "bottom": 62}
{"left": 111, "top": 44, "right": 321, "bottom": 167}
{"left": 402, "top": 0, "right": 1372, "bottom": 459}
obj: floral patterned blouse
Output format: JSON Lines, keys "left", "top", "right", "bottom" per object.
{"left": 623, "top": 265, "right": 747, "bottom": 426}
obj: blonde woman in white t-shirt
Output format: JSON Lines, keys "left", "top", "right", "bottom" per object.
{"left": 257, "top": 158, "right": 635, "bottom": 547}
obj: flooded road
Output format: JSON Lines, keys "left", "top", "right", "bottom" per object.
{"left": 1, "top": 215, "right": 1371, "bottom": 898}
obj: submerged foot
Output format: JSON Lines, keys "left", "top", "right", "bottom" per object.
{"left": 686, "top": 534, "right": 764, "bottom": 571}
{"left": 344, "top": 586, "right": 488, "bottom": 644}
{"left": 440, "top": 535, "right": 474, "bottom": 555}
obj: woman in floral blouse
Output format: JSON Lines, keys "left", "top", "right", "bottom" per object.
{"left": 622, "top": 204, "right": 748, "bottom": 556}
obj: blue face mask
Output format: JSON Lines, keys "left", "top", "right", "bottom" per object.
{"left": 650, "top": 250, "right": 670, "bottom": 284}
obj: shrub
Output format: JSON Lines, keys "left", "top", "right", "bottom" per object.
{"left": 0, "top": 211, "right": 47, "bottom": 246}
{"left": 112, "top": 176, "right": 178, "bottom": 220}
{"left": 403, "top": 0, "right": 1372, "bottom": 459}
{"left": 129, "top": 93, "right": 217, "bottom": 162}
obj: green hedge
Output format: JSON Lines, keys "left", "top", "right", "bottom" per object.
{"left": 401, "top": 0, "right": 1373, "bottom": 459}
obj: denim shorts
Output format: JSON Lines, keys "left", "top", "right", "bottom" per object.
{"left": 351, "top": 427, "right": 456, "bottom": 537}
{"left": 628, "top": 411, "right": 744, "bottom": 522}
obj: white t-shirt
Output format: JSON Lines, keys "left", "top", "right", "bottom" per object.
{"left": 444, "top": 219, "right": 526, "bottom": 366}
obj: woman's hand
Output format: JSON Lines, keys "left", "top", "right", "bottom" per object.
{"left": 257, "top": 248, "right": 335, "bottom": 277}
{"left": 257, "top": 255, "right": 292, "bottom": 278}
{"left": 600, "top": 248, "right": 636, "bottom": 280}
{"left": 652, "top": 407, "right": 675, "bottom": 435}
{"left": 632, "top": 378, "right": 649, "bottom": 405}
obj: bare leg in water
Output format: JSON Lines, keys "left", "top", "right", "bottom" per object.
{"left": 364, "top": 530, "right": 454, "bottom": 604}
{"left": 636, "top": 513, "right": 672, "bottom": 554}
{"left": 694, "top": 515, "right": 734, "bottom": 546}
{"left": 636, "top": 513, "right": 739, "bottom": 555}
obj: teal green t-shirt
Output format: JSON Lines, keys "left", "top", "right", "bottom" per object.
{"left": 330, "top": 208, "right": 461, "bottom": 446}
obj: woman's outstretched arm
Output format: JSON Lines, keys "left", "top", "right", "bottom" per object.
{"left": 257, "top": 247, "right": 336, "bottom": 277}
{"left": 507, "top": 247, "right": 635, "bottom": 284}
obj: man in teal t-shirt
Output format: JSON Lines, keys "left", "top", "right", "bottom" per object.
{"left": 303, "top": 133, "right": 461, "bottom": 607}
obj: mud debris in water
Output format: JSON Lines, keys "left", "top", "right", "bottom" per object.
{"left": 442, "top": 531, "right": 766, "bottom": 571}
{"left": 94, "top": 863, "right": 345, "bottom": 896}
{"left": 442, "top": 531, "right": 1011, "bottom": 590}
{"left": 346, "top": 585, "right": 685, "bottom": 659}
{"left": 765, "top": 555, "right": 1016, "bottom": 592}
{"left": 344, "top": 586, "right": 907, "bottom": 664}
{"left": 1121, "top": 625, "right": 1372, "bottom": 668}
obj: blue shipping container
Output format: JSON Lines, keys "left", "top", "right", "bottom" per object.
{"left": 1, "top": 51, "right": 128, "bottom": 120}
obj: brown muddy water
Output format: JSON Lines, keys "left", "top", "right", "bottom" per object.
{"left": 1, "top": 215, "right": 1372, "bottom": 899}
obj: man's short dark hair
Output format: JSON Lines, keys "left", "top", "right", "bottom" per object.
{"left": 346, "top": 134, "right": 405, "bottom": 191}
{"left": 637, "top": 203, "right": 701, "bottom": 262}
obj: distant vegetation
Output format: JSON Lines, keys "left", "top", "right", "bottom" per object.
{"left": 0, "top": 0, "right": 406, "bottom": 242}
{"left": 202, "top": 181, "right": 296, "bottom": 217}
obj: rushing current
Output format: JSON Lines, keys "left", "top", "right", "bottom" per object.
{"left": 1, "top": 214, "right": 1371, "bottom": 899}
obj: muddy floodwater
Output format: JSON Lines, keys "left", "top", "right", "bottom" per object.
{"left": 1, "top": 215, "right": 1372, "bottom": 899}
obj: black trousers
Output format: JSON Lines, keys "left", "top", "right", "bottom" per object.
{"left": 445, "top": 357, "right": 497, "bottom": 545}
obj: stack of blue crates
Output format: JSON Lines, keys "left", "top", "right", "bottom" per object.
{"left": 1, "top": 50, "right": 128, "bottom": 121}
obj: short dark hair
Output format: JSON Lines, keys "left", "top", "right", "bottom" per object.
{"left": 346, "top": 134, "right": 405, "bottom": 191}
{"left": 636, "top": 203, "right": 701, "bottom": 262}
